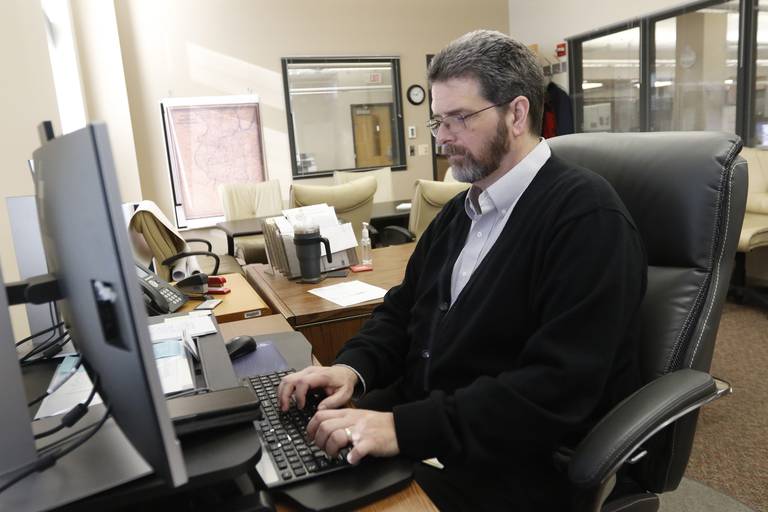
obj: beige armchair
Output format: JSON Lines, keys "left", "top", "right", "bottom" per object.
{"left": 731, "top": 147, "right": 768, "bottom": 304}
{"left": 408, "top": 179, "right": 470, "bottom": 239}
{"left": 333, "top": 167, "right": 393, "bottom": 203}
{"left": 218, "top": 180, "right": 283, "bottom": 264}
{"left": 290, "top": 176, "right": 377, "bottom": 241}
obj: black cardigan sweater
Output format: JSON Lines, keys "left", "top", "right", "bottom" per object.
{"left": 335, "top": 154, "right": 647, "bottom": 499}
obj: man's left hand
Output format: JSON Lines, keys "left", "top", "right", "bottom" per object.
{"left": 306, "top": 409, "right": 399, "bottom": 465}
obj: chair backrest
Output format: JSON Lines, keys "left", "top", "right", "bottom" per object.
{"left": 128, "top": 205, "right": 187, "bottom": 282}
{"left": 409, "top": 179, "right": 470, "bottom": 239}
{"left": 548, "top": 132, "right": 747, "bottom": 493}
{"left": 290, "top": 176, "right": 377, "bottom": 240}
{"left": 333, "top": 167, "right": 393, "bottom": 203}
{"left": 443, "top": 167, "right": 457, "bottom": 182}
{"left": 218, "top": 180, "right": 283, "bottom": 221}
{"left": 736, "top": 147, "right": 768, "bottom": 213}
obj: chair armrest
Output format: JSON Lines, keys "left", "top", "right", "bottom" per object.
{"left": 568, "top": 368, "right": 730, "bottom": 489}
{"left": 162, "top": 251, "right": 220, "bottom": 276}
{"left": 185, "top": 238, "right": 213, "bottom": 252}
{"left": 379, "top": 225, "right": 416, "bottom": 246}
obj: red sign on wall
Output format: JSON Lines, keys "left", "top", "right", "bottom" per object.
{"left": 556, "top": 42, "right": 567, "bottom": 58}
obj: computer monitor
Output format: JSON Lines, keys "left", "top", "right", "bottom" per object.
{"left": 31, "top": 123, "right": 187, "bottom": 487}
{"left": 0, "top": 263, "right": 38, "bottom": 480}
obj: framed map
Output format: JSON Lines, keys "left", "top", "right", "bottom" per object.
{"left": 160, "top": 95, "right": 267, "bottom": 228}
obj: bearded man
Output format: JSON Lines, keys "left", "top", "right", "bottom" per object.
{"left": 278, "top": 30, "right": 647, "bottom": 511}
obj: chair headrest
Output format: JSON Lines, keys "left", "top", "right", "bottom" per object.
{"left": 291, "top": 176, "right": 377, "bottom": 212}
{"left": 549, "top": 132, "right": 743, "bottom": 269}
{"left": 416, "top": 180, "right": 470, "bottom": 207}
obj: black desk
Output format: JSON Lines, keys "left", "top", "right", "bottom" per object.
{"left": 216, "top": 217, "right": 266, "bottom": 256}
{"left": 370, "top": 200, "right": 410, "bottom": 231}
{"left": 217, "top": 202, "right": 411, "bottom": 256}
{"left": 12, "top": 315, "right": 262, "bottom": 511}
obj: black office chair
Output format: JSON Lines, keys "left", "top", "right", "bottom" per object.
{"left": 548, "top": 132, "right": 747, "bottom": 512}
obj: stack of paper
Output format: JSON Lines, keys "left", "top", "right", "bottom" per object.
{"left": 261, "top": 204, "right": 361, "bottom": 279}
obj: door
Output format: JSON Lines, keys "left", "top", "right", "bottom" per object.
{"left": 351, "top": 103, "right": 394, "bottom": 168}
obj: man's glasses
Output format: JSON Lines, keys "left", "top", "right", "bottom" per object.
{"left": 426, "top": 100, "right": 512, "bottom": 138}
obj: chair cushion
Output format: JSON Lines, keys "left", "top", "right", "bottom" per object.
{"left": 292, "top": 176, "right": 377, "bottom": 213}
{"left": 334, "top": 167, "right": 393, "bottom": 203}
{"left": 234, "top": 234, "right": 268, "bottom": 264}
{"left": 739, "top": 211, "right": 768, "bottom": 252}
{"left": 746, "top": 191, "right": 768, "bottom": 214}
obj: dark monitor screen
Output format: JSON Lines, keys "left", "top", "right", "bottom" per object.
{"left": 31, "top": 123, "right": 187, "bottom": 487}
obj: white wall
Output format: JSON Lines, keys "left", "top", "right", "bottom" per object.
{"left": 70, "top": 0, "right": 142, "bottom": 203}
{"left": 112, "top": 0, "right": 509, "bottom": 220}
{"left": 0, "top": 0, "right": 61, "bottom": 338}
{"left": 508, "top": 0, "right": 695, "bottom": 58}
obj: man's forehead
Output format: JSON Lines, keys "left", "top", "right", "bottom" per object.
{"left": 431, "top": 77, "right": 484, "bottom": 113}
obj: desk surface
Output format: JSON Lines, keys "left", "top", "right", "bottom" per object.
{"left": 244, "top": 243, "right": 413, "bottom": 327}
{"left": 226, "top": 316, "right": 437, "bottom": 512}
{"left": 176, "top": 273, "right": 271, "bottom": 323}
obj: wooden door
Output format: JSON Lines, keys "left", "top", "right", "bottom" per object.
{"left": 351, "top": 103, "right": 394, "bottom": 168}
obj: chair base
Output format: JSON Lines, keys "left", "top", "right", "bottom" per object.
{"left": 729, "top": 252, "right": 768, "bottom": 308}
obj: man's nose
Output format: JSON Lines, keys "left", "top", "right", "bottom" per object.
{"left": 436, "top": 123, "right": 453, "bottom": 145}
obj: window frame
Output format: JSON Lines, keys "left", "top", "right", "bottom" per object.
{"left": 281, "top": 56, "right": 407, "bottom": 179}
{"left": 567, "top": 0, "right": 752, "bottom": 142}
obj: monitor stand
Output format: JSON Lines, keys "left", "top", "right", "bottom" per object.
{"left": 0, "top": 406, "right": 152, "bottom": 512}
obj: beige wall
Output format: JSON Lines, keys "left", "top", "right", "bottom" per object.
{"left": 114, "top": 0, "right": 509, "bottom": 220}
{"left": 0, "top": 0, "right": 61, "bottom": 337}
{"left": 70, "top": 0, "right": 142, "bottom": 203}
{"left": 508, "top": 0, "right": 692, "bottom": 58}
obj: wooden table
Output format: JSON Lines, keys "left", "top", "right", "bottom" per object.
{"left": 244, "top": 243, "right": 414, "bottom": 365}
{"left": 176, "top": 273, "right": 271, "bottom": 323}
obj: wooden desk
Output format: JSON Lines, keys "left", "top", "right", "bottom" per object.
{"left": 244, "top": 243, "right": 414, "bottom": 365}
{"left": 176, "top": 273, "right": 271, "bottom": 323}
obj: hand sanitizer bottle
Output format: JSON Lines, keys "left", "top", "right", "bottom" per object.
{"left": 360, "top": 222, "right": 373, "bottom": 266}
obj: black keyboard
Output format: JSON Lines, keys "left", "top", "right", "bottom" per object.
{"left": 248, "top": 370, "right": 352, "bottom": 486}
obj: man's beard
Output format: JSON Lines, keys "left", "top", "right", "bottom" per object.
{"left": 446, "top": 119, "right": 510, "bottom": 183}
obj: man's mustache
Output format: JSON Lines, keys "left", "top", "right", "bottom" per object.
{"left": 436, "top": 144, "right": 467, "bottom": 156}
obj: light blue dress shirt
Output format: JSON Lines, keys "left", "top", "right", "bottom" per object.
{"left": 450, "top": 139, "right": 552, "bottom": 305}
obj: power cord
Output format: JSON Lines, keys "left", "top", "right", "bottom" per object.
{"left": 14, "top": 321, "right": 65, "bottom": 348}
{"left": 0, "top": 404, "right": 112, "bottom": 495}
{"left": 19, "top": 331, "right": 70, "bottom": 366}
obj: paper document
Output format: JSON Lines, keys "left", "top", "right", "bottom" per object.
{"left": 320, "top": 222, "right": 357, "bottom": 255}
{"left": 155, "top": 354, "right": 194, "bottom": 395}
{"left": 160, "top": 314, "right": 217, "bottom": 337}
{"left": 308, "top": 280, "right": 387, "bottom": 307}
{"left": 35, "top": 366, "right": 102, "bottom": 420}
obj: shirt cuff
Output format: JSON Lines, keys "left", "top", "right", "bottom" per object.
{"left": 332, "top": 364, "right": 366, "bottom": 398}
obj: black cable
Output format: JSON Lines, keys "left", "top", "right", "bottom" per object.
{"left": 0, "top": 405, "right": 111, "bottom": 495}
{"left": 19, "top": 332, "right": 70, "bottom": 365}
{"left": 27, "top": 357, "right": 83, "bottom": 407}
{"left": 33, "top": 376, "right": 99, "bottom": 440}
{"left": 14, "top": 321, "right": 65, "bottom": 347}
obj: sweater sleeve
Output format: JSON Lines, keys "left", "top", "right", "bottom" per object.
{"left": 392, "top": 207, "right": 647, "bottom": 465}
{"left": 334, "top": 201, "right": 458, "bottom": 390}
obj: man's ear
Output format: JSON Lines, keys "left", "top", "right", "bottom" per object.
{"left": 508, "top": 97, "right": 530, "bottom": 137}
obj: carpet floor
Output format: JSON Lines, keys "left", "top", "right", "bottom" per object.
{"left": 684, "top": 301, "right": 768, "bottom": 512}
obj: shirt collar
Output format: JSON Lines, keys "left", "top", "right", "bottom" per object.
{"left": 464, "top": 138, "right": 551, "bottom": 219}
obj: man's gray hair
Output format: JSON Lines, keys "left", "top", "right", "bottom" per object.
{"left": 428, "top": 30, "right": 545, "bottom": 135}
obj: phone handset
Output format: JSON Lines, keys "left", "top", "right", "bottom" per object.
{"left": 135, "top": 263, "right": 188, "bottom": 315}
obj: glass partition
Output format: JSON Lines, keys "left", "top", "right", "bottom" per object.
{"left": 651, "top": 2, "right": 740, "bottom": 132}
{"left": 581, "top": 28, "right": 641, "bottom": 132}
{"left": 282, "top": 57, "right": 406, "bottom": 178}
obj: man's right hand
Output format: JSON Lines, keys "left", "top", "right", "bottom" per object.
{"left": 277, "top": 365, "right": 359, "bottom": 412}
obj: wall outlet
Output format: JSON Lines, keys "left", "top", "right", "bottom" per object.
{"left": 407, "top": 126, "right": 416, "bottom": 139}
{"left": 417, "top": 144, "right": 429, "bottom": 156}
{"left": 409, "top": 145, "right": 416, "bottom": 156}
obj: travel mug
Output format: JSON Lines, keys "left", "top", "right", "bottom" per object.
{"left": 293, "top": 224, "right": 332, "bottom": 283}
